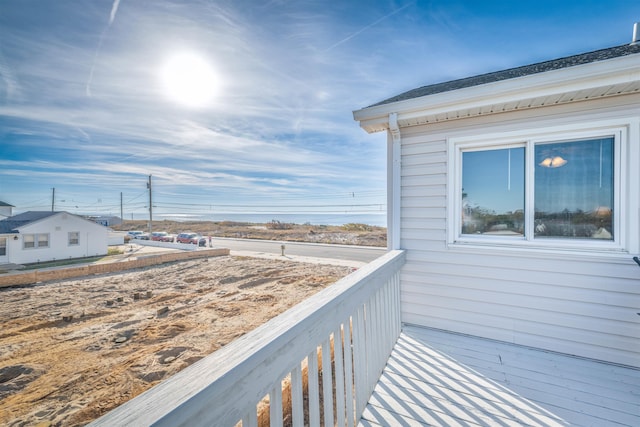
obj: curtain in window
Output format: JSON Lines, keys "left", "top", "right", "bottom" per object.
{"left": 534, "top": 137, "right": 614, "bottom": 239}
{"left": 23, "top": 234, "right": 35, "bottom": 248}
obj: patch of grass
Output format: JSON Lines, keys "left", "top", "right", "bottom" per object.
{"left": 108, "top": 247, "right": 123, "bottom": 256}
{"left": 21, "top": 255, "right": 109, "bottom": 271}
{"left": 21, "top": 247, "right": 125, "bottom": 271}
{"left": 341, "top": 223, "right": 373, "bottom": 231}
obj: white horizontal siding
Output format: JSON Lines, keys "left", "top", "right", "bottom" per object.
{"left": 9, "top": 213, "right": 108, "bottom": 264}
{"left": 397, "top": 102, "right": 640, "bottom": 368}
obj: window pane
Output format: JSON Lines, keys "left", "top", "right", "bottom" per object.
{"left": 534, "top": 137, "right": 614, "bottom": 240}
{"left": 462, "top": 147, "right": 525, "bottom": 236}
{"left": 38, "top": 233, "right": 49, "bottom": 248}
{"left": 0, "top": 237, "right": 6, "bottom": 256}
{"left": 69, "top": 231, "right": 79, "bottom": 245}
{"left": 23, "top": 234, "right": 35, "bottom": 248}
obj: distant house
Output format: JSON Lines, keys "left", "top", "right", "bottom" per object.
{"left": 353, "top": 42, "right": 640, "bottom": 368}
{"left": 0, "top": 211, "right": 108, "bottom": 265}
{"left": 0, "top": 201, "right": 14, "bottom": 220}
{"left": 90, "top": 215, "right": 123, "bottom": 227}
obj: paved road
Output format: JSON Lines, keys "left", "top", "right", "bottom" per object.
{"left": 209, "top": 237, "right": 387, "bottom": 264}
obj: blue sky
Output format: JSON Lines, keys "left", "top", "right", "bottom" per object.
{"left": 0, "top": 0, "right": 638, "bottom": 223}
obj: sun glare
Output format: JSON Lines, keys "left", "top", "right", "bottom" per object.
{"left": 160, "top": 52, "right": 219, "bottom": 108}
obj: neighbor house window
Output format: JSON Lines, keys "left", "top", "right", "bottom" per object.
{"left": 23, "top": 233, "right": 49, "bottom": 249}
{"left": 23, "top": 234, "right": 35, "bottom": 248}
{"left": 0, "top": 237, "right": 6, "bottom": 256}
{"left": 68, "top": 231, "right": 80, "bottom": 246}
{"left": 451, "top": 125, "right": 623, "bottom": 250}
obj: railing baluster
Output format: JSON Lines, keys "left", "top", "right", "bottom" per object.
{"left": 343, "top": 317, "right": 355, "bottom": 427}
{"left": 269, "top": 382, "right": 283, "bottom": 427}
{"left": 334, "top": 325, "right": 346, "bottom": 427}
{"left": 242, "top": 408, "right": 257, "bottom": 427}
{"left": 308, "top": 348, "right": 321, "bottom": 427}
{"left": 291, "top": 364, "right": 304, "bottom": 426}
{"left": 364, "top": 294, "right": 375, "bottom": 395}
{"left": 354, "top": 305, "right": 367, "bottom": 417}
{"left": 322, "top": 337, "right": 334, "bottom": 427}
{"left": 393, "top": 272, "right": 401, "bottom": 339}
{"left": 372, "top": 288, "right": 383, "bottom": 378}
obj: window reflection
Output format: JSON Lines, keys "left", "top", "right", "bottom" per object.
{"left": 534, "top": 138, "right": 614, "bottom": 240}
{"left": 462, "top": 147, "right": 525, "bottom": 236}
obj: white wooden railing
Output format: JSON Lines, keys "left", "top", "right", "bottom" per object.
{"left": 90, "top": 250, "right": 405, "bottom": 427}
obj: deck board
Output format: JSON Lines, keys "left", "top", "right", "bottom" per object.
{"left": 359, "top": 326, "right": 640, "bottom": 426}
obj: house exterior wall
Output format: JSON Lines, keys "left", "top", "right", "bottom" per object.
{"left": 0, "top": 236, "right": 8, "bottom": 264}
{"left": 396, "top": 95, "right": 640, "bottom": 368}
{"left": 8, "top": 213, "right": 108, "bottom": 264}
{"left": 0, "top": 205, "right": 13, "bottom": 219}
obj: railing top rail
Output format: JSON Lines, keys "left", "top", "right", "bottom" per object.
{"left": 90, "top": 250, "right": 405, "bottom": 427}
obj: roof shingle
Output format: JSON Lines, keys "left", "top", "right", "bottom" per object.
{"left": 370, "top": 43, "right": 640, "bottom": 108}
{"left": 0, "top": 211, "right": 58, "bottom": 233}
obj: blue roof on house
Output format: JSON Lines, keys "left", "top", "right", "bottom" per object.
{"left": 0, "top": 211, "right": 58, "bottom": 233}
{"left": 0, "top": 201, "right": 14, "bottom": 207}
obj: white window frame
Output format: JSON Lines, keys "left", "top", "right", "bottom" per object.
{"left": 23, "top": 233, "right": 50, "bottom": 249}
{"left": 448, "top": 119, "right": 633, "bottom": 253}
{"left": 68, "top": 231, "right": 80, "bottom": 246}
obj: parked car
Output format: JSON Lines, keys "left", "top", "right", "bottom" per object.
{"left": 160, "top": 233, "right": 175, "bottom": 242}
{"left": 176, "top": 232, "right": 195, "bottom": 243}
{"left": 125, "top": 230, "right": 149, "bottom": 241}
{"left": 176, "top": 232, "right": 207, "bottom": 246}
{"left": 151, "top": 231, "right": 173, "bottom": 242}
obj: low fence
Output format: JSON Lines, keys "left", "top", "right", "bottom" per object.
{"left": 89, "top": 249, "right": 406, "bottom": 427}
{"left": 130, "top": 239, "right": 201, "bottom": 251}
{"left": 0, "top": 248, "right": 229, "bottom": 287}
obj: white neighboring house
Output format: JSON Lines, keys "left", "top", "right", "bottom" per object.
{"left": 0, "top": 201, "right": 14, "bottom": 220}
{"left": 0, "top": 211, "right": 108, "bottom": 265}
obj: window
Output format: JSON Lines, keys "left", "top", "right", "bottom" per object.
{"left": 451, "top": 125, "right": 624, "bottom": 251}
{"left": 462, "top": 147, "right": 525, "bottom": 236}
{"left": 0, "top": 237, "right": 6, "bottom": 256}
{"left": 68, "top": 231, "right": 80, "bottom": 246}
{"left": 23, "top": 233, "right": 49, "bottom": 249}
{"left": 534, "top": 138, "right": 614, "bottom": 240}
{"left": 23, "top": 234, "right": 35, "bottom": 248}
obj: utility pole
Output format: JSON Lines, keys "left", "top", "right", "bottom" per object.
{"left": 147, "top": 175, "right": 153, "bottom": 234}
{"left": 51, "top": 188, "right": 55, "bottom": 211}
{"left": 120, "top": 192, "right": 123, "bottom": 223}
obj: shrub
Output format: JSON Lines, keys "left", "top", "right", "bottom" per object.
{"left": 341, "top": 223, "right": 372, "bottom": 232}
{"left": 266, "top": 220, "right": 294, "bottom": 230}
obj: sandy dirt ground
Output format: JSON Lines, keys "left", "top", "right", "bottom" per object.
{"left": 0, "top": 254, "right": 353, "bottom": 426}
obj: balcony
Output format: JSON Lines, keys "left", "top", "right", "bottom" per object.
{"left": 90, "top": 249, "right": 640, "bottom": 426}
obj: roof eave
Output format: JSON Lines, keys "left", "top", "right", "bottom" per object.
{"left": 353, "top": 53, "right": 640, "bottom": 134}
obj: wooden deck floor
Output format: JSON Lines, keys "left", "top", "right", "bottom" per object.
{"left": 359, "top": 325, "right": 640, "bottom": 426}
